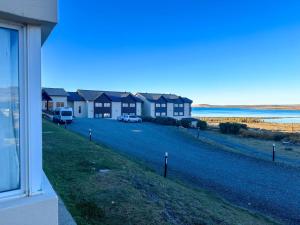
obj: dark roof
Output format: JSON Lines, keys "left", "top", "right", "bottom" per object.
{"left": 137, "top": 93, "right": 193, "bottom": 103}
{"left": 77, "top": 90, "right": 142, "bottom": 102}
{"left": 42, "top": 88, "right": 68, "bottom": 97}
{"left": 67, "top": 92, "right": 85, "bottom": 101}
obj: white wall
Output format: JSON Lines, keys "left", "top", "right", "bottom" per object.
{"left": 184, "top": 103, "right": 191, "bottom": 118}
{"left": 87, "top": 101, "right": 94, "bottom": 118}
{"left": 112, "top": 102, "right": 121, "bottom": 119}
{"left": 136, "top": 102, "right": 142, "bottom": 116}
{"left": 48, "top": 96, "right": 67, "bottom": 110}
{"left": 167, "top": 103, "right": 173, "bottom": 117}
{"left": 74, "top": 101, "right": 87, "bottom": 118}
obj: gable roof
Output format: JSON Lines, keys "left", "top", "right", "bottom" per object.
{"left": 77, "top": 89, "right": 142, "bottom": 102}
{"left": 67, "top": 92, "right": 85, "bottom": 101}
{"left": 42, "top": 87, "right": 68, "bottom": 97}
{"left": 137, "top": 93, "right": 193, "bottom": 103}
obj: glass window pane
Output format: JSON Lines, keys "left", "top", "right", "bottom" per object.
{"left": 0, "top": 27, "right": 20, "bottom": 193}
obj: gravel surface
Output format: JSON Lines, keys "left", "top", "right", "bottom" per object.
{"left": 68, "top": 118, "right": 300, "bottom": 224}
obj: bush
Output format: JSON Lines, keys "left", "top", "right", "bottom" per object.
{"left": 181, "top": 119, "right": 192, "bottom": 128}
{"left": 219, "top": 122, "right": 247, "bottom": 134}
{"left": 154, "top": 117, "right": 178, "bottom": 126}
{"left": 197, "top": 120, "right": 207, "bottom": 130}
{"left": 141, "top": 116, "right": 155, "bottom": 122}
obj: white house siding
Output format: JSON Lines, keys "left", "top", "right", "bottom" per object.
{"left": 111, "top": 102, "right": 121, "bottom": 119}
{"left": 73, "top": 101, "right": 87, "bottom": 118}
{"left": 136, "top": 102, "right": 142, "bottom": 116}
{"left": 184, "top": 103, "right": 191, "bottom": 117}
{"left": 87, "top": 101, "right": 94, "bottom": 118}
{"left": 167, "top": 103, "right": 174, "bottom": 117}
{"left": 136, "top": 94, "right": 152, "bottom": 117}
{"left": 150, "top": 103, "right": 155, "bottom": 117}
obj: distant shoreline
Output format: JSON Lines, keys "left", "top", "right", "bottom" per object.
{"left": 192, "top": 104, "right": 300, "bottom": 110}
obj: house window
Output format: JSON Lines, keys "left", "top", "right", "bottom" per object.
{"left": 103, "top": 113, "right": 111, "bottom": 118}
{"left": 48, "top": 102, "right": 53, "bottom": 110}
{"left": 129, "top": 113, "right": 135, "bottom": 116}
{"left": 95, "top": 113, "right": 103, "bottom": 118}
{"left": 122, "top": 103, "right": 128, "bottom": 107}
{"left": 95, "top": 102, "right": 102, "bottom": 107}
{"left": 161, "top": 103, "right": 166, "bottom": 107}
{"left": 174, "top": 112, "right": 179, "bottom": 116}
{"left": 78, "top": 106, "right": 81, "bottom": 114}
{"left": 0, "top": 26, "right": 20, "bottom": 193}
{"left": 179, "top": 104, "right": 183, "bottom": 107}
{"left": 155, "top": 112, "right": 160, "bottom": 116}
{"left": 56, "top": 102, "right": 64, "bottom": 107}
{"left": 155, "top": 103, "right": 160, "bottom": 107}
{"left": 179, "top": 112, "right": 184, "bottom": 116}
{"left": 122, "top": 113, "right": 128, "bottom": 116}
{"left": 130, "top": 103, "right": 135, "bottom": 107}
{"left": 161, "top": 112, "right": 166, "bottom": 116}
{"left": 174, "top": 104, "right": 178, "bottom": 107}
{"left": 104, "top": 103, "right": 111, "bottom": 107}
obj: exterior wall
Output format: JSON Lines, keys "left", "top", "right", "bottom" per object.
{"left": 154, "top": 97, "right": 167, "bottom": 117}
{"left": 136, "top": 94, "right": 153, "bottom": 117}
{"left": 112, "top": 102, "right": 122, "bottom": 119}
{"left": 184, "top": 103, "right": 191, "bottom": 117}
{"left": 72, "top": 101, "right": 87, "bottom": 118}
{"left": 136, "top": 102, "right": 142, "bottom": 116}
{"left": 47, "top": 96, "right": 67, "bottom": 111}
{"left": 87, "top": 101, "right": 94, "bottom": 118}
{"left": 150, "top": 103, "right": 155, "bottom": 117}
{"left": 94, "top": 94, "right": 112, "bottom": 118}
{"left": 121, "top": 95, "right": 137, "bottom": 115}
{"left": 167, "top": 103, "right": 173, "bottom": 117}
{"left": 0, "top": 175, "right": 58, "bottom": 225}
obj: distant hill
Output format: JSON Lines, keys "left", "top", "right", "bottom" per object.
{"left": 192, "top": 104, "right": 300, "bottom": 110}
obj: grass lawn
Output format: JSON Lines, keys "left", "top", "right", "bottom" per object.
{"left": 43, "top": 120, "right": 278, "bottom": 225}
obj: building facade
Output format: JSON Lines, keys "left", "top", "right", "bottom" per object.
{"left": 136, "top": 93, "right": 192, "bottom": 119}
{"left": 42, "top": 88, "right": 68, "bottom": 111}
{"left": 0, "top": 1, "right": 58, "bottom": 225}
{"left": 77, "top": 90, "right": 143, "bottom": 119}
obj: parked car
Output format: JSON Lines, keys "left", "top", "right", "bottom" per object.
{"left": 123, "top": 115, "right": 142, "bottom": 123}
{"left": 117, "top": 115, "right": 125, "bottom": 121}
{"left": 53, "top": 107, "right": 73, "bottom": 124}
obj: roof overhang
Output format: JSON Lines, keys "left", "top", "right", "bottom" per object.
{"left": 0, "top": 0, "right": 57, "bottom": 44}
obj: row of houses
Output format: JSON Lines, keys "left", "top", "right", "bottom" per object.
{"left": 42, "top": 88, "right": 193, "bottom": 119}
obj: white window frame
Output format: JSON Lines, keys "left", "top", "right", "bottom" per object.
{"left": 103, "top": 113, "right": 111, "bottom": 118}
{"left": 95, "top": 102, "right": 102, "bottom": 107}
{"left": 104, "top": 103, "right": 111, "bottom": 107}
{"left": 161, "top": 112, "right": 166, "bottom": 116}
{"left": 122, "top": 103, "right": 128, "bottom": 107}
{"left": 174, "top": 104, "right": 178, "bottom": 107}
{"left": 179, "top": 112, "right": 184, "bottom": 116}
{"left": 130, "top": 103, "right": 135, "bottom": 108}
{"left": 0, "top": 21, "right": 27, "bottom": 200}
{"left": 155, "top": 112, "right": 160, "bottom": 116}
{"left": 155, "top": 103, "right": 161, "bottom": 107}
{"left": 179, "top": 104, "right": 184, "bottom": 107}
{"left": 174, "top": 112, "right": 179, "bottom": 116}
{"left": 161, "top": 103, "right": 166, "bottom": 108}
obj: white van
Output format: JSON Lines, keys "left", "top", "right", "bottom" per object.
{"left": 53, "top": 107, "right": 73, "bottom": 124}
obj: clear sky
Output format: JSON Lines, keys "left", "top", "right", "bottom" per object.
{"left": 42, "top": 0, "right": 300, "bottom": 105}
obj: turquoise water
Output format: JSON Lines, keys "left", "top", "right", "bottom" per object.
{"left": 192, "top": 107, "right": 300, "bottom": 123}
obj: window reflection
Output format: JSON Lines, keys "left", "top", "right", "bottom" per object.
{"left": 0, "top": 27, "right": 20, "bottom": 193}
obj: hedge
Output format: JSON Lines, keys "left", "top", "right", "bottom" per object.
{"left": 219, "top": 122, "right": 247, "bottom": 134}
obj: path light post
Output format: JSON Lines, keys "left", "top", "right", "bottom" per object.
{"left": 273, "top": 144, "right": 276, "bottom": 162}
{"left": 89, "top": 129, "right": 92, "bottom": 141}
{"left": 64, "top": 120, "right": 67, "bottom": 129}
{"left": 164, "top": 152, "right": 168, "bottom": 178}
{"left": 197, "top": 127, "right": 200, "bottom": 139}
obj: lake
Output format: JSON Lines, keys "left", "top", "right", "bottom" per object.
{"left": 192, "top": 107, "right": 300, "bottom": 124}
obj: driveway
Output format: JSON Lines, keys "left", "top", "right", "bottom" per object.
{"left": 68, "top": 118, "right": 300, "bottom": 224}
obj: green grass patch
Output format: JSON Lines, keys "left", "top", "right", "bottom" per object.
{"left": 43, "top": 120, "right": 278, "bottom": 225}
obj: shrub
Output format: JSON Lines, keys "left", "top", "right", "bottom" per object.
{"left": 181, "top": 119, "right": 192, "bottom": 128}
{"left": 141, "top": 116, "right": 155, "bottom": 122}
{"left": 219, "top": 122, "right": 247, "bottom": 134}
{"left": 197, "top": 120, "right": 207, "bottom": 130}
{"left": 154, "top": 117, "right": 178, "bottom": 126}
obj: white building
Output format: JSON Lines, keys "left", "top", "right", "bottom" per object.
{"left": 42, "top": 87, "right": 68, "bottom": 111}
{"left": 0, "top": 1, "right": 58, "bottom": 225}
{"left": 136, "top": 93, "right": 193, "bottom": 119}
{"left": 67, "top": 91, "right": 87, "bottom": 118}
{"left": 77, "top": 90, "right": 143, "bottom": 119}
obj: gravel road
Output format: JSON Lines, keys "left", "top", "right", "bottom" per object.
{"left": 68, "top": 118, "right": 300, "bottom": 224}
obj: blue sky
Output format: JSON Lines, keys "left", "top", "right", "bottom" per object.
{"left": 42, "top": 0, "right": 300, "bottom": 105}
